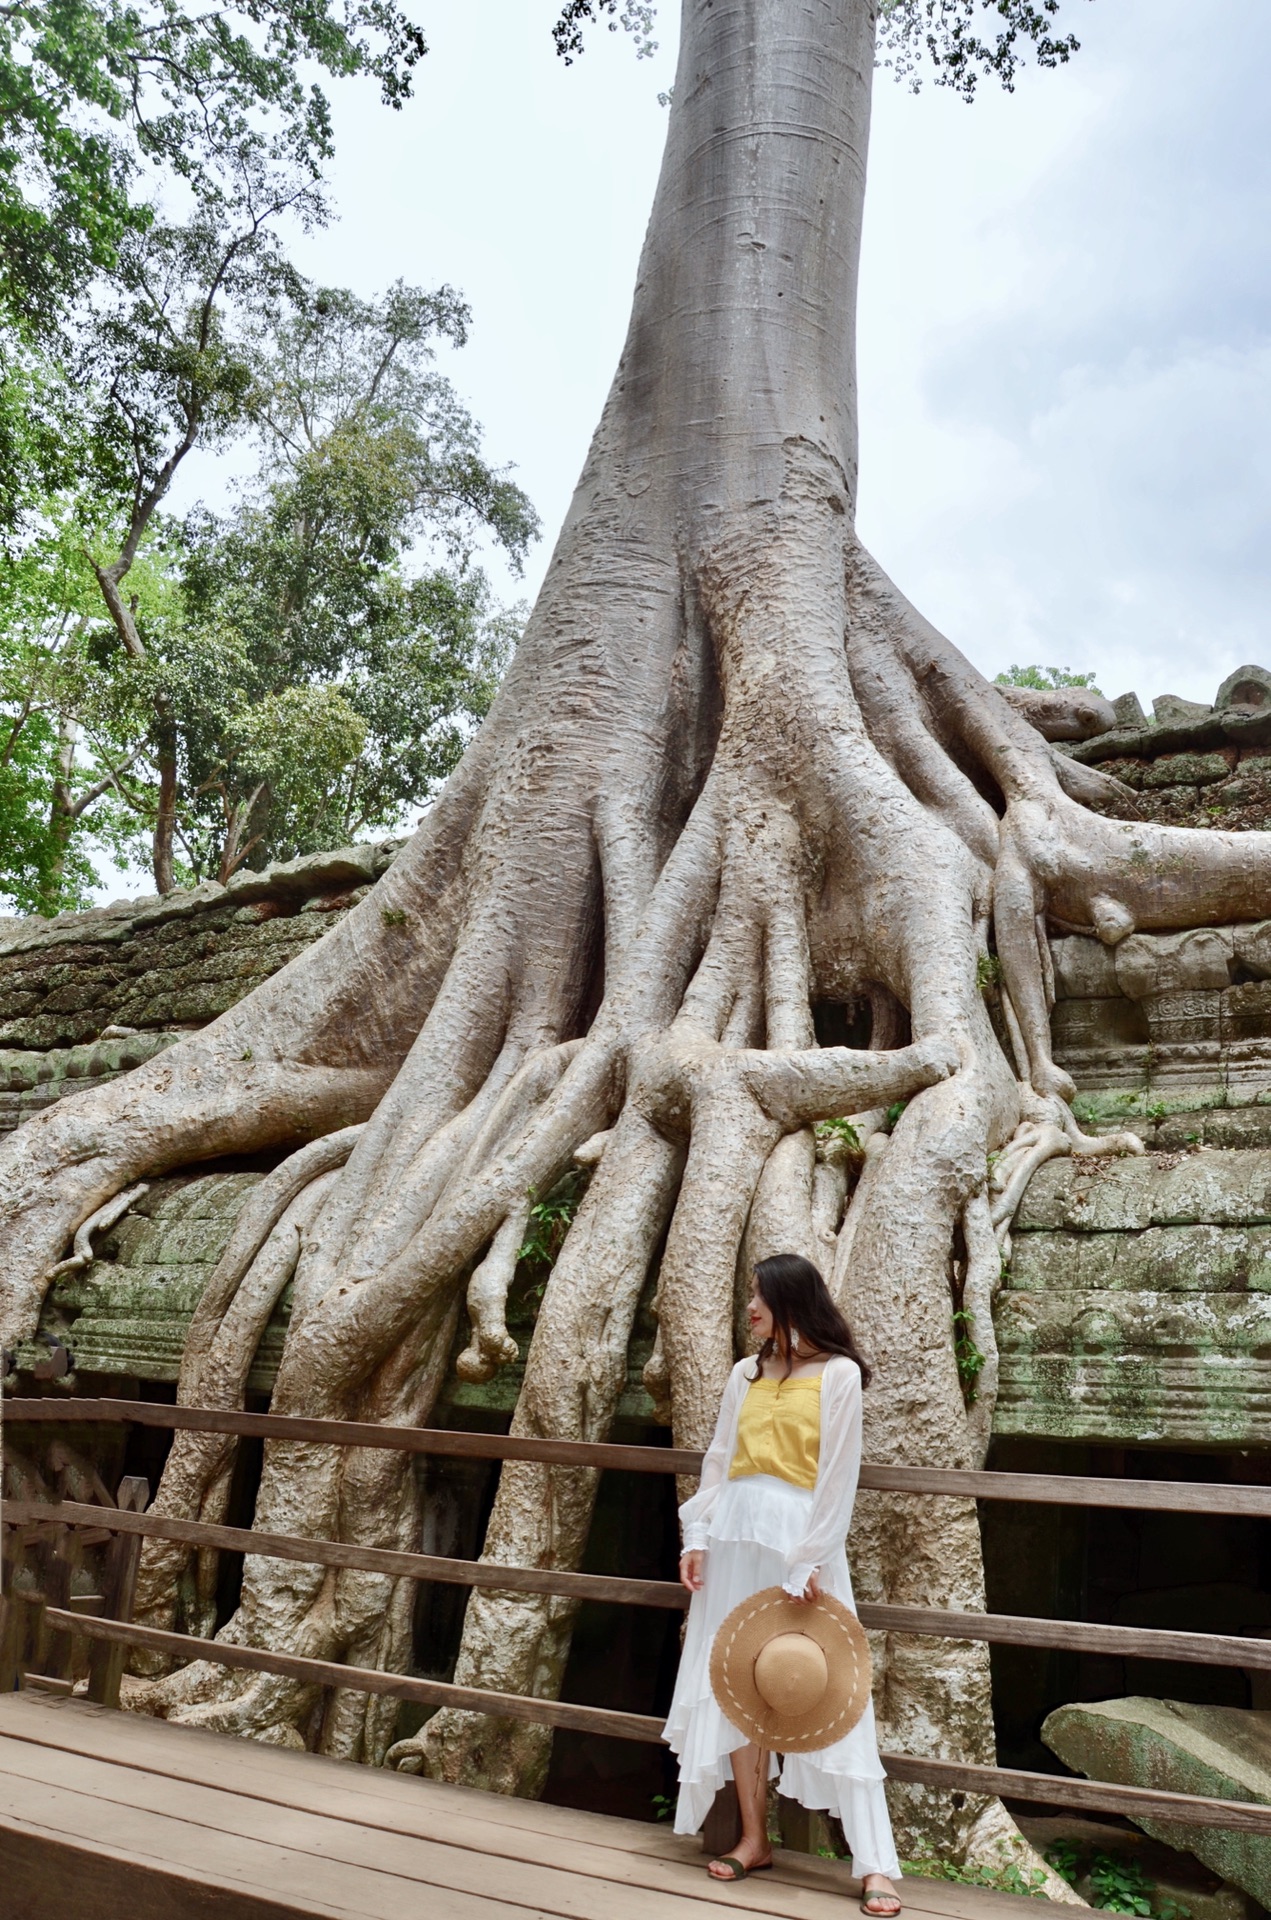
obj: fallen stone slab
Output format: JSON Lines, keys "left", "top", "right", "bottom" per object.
{"left": 1042, "top": 1698, "right": 1271, "bottom": 1908}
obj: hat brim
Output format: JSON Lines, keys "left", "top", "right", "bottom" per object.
{"left": 709, "top": 1587, "right": 872, "bottom": 1754}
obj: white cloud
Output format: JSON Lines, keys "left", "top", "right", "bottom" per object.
{"left": 856, "top": 0, "right": 1271, "bottom": 706}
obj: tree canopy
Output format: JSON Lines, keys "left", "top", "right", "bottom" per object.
{"left": 0, "top": 0, "right": 427, "bottom": 335}
{"left": 0, "top": 0, "right": 541, "bottom": 914}
{"left": 552, "top": 0, "right": 1088, "bottom": 97}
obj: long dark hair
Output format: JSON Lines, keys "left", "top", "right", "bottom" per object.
{"left": 750, "top": 1253, "right": 872, "bottom": 1387}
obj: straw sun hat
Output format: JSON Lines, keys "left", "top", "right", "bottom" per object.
{"left": 709, "top": 1587, "right": 871, "bottom": 1753}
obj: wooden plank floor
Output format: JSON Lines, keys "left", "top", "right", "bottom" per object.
{"left": 0, "top": 1691, "right": 1056, "bottom": 1920}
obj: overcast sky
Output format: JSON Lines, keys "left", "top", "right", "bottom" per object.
{"left": 247, "top": 0, "right": 1271, "bottom": 718}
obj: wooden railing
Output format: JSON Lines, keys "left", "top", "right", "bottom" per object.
{"left": 5, "top": 1396, "right": 1271, "bottom": 1839}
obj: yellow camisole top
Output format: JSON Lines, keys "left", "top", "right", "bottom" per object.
{"left": 728, "top": 1373, "right": 822, "bottom": 1491}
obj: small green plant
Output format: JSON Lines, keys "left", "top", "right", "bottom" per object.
{"left": 1044, "top": 1841, "right": 1192, "bottom": 1920}
{"left": 815, "top": 1116, "right": 861, "bottom": 1151}
{"left": 951, "top": 1308, "right": 985, "bottom": 1403}
{"left": 240, "top": 1047, "right": 253, "bottom": 1061}
{"left": 1087, "top": 1851, "right": 1158, "bottom": 1916}
{"left": 517, "top": 1167, "right": 589, "bottom": 1298}
{"left": 1147, "top": 1101, "right": 1168, "bottom": 1121}
{"left": 885, "top": 1099, "right": 907, "bottom": 1130}
{"left": 380, "top": 906, "right": 408, "bottom": 927}
{"left": 976, "top": 954, "right": 1002, "bottom": 992}
{"left": 1045, "top": 1840, "right": 1081, "bottom": 1886}
{"left": 651, "top": 1792, "right": 676, "bottom": 1822}
{"left": 902, "top": 1855, "right": 1048, "bottom": 1899}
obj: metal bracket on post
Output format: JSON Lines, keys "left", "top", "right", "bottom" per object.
{"left": 87, "top": 1476, "right": 150, "bottom": 1710}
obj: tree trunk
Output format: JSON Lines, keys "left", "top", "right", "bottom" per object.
{"left": 39, "top": 714, "right": 78, "bottom": 917}
{"left": 3, "top": 0, "right": 1267, "bottom": 1879}
{"left": 153, "top": 705, "right": 178, "bottom": 895}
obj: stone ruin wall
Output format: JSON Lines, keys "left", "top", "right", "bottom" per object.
{"left": 9, "top": 674, "right": 1271, "bottom": 1448}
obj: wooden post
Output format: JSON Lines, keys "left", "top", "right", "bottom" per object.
{"left": 778, "top": 1799, "right": 837, "bottom": 1856}
{"left": 34, "top": 1523, "right": 82, "bottom": 1686}
{"left": 701, "top": 1781, "right": 741, "bottom": 1856}
{"left": 0, "top": 1590, "right": 47, "bottom": 1693}
{"left": 87, "top": 1476, "right": 150, "bottom": 1710}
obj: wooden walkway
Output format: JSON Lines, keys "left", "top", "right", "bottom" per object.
{"left": 0, "top": 1691, "right": 1055, "bottom": 1920}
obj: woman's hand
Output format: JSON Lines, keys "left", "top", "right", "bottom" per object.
{"left": 792, "top": 1569, "right": 822, "bottom": 1604}
{"left": 680, "top": 1549, "right": 706, "bottom": 1592}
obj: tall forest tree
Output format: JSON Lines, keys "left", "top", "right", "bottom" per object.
{"left": 0, "top": 0, "right": 437, "bottom": 899}
{"left": 4, "top": 0, "right": 1265, "bottom": 1878}
{"left": 0, "top": 270, "right": 532, "bottom": 909}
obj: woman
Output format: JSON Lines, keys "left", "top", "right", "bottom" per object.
{"left": 663, "top": 1253, "right": 902, "bottom": 1914}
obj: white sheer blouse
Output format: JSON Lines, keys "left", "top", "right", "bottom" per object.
{"left": 677, "top": 1353, "right": 864, "bottom": 1597}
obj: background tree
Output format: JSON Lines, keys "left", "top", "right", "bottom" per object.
{"left": 0, "top": 509, "right": 139, "bottom": 915}
{"left": 169, "top": 281, "right": 535, "bottom": 879}
{"left": 0, "top": 0, "right": 426, "bottom": 341}
{"left": 995, "top": 665, "right": 1101, "bottom": 693}
{"left": 0, "top": 0, "right": 450, "bottom": 904}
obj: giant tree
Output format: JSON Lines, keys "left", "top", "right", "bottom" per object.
{"left": 3, "top": 0, "right": 1263, "bottom": 1876}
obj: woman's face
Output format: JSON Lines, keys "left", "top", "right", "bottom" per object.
{"left": 747, "top": 1280, "right": 774, "bottom": 1345}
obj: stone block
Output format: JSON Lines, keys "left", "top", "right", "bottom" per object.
{"left": 1117, "top": 928, "right": 1236, "bottom": 1000}
{"left": 1041, "top": 1699, "right": 1271, "bottom": 1908}
{"left": 225, "top": 842, "right": 386, "bottom": 902}
{"left": 1186, "top": 1109, "right": 1271, "bottom": 1151}
{"left": 1051, "top": 937, "right": 1120, "bottom": 998}
{"left": 994, "top": 1304, "right": 1271, "bottom": 1445}
{"left": 1234, "top": 923, "right": 1271, "bottom": 977}
{"left": 128, "top": 879, "right": 228, "bottom": 930}
{"left": 1065, "top": 1159, "right": 1159, "bottom": 1232}
{"left": 1217, "top": 667, "right": 1271, "bottom": 716}
{"left": 1113, "top": 692, "right": 1149, "bottom": 728}
{"left": 1014, "top": 1160, "right": 1075, "bottom": 1231}
{"left": 1097, "top": 756, "right": 1147, "bottom": 789}
{"left": 1146, "top": 1043, "right": 1227, "bottom": 1104}
{"left": 1007, "top": 1231, "right": 1118, "bottom": 1290}
{"left": 138, "top": 1217, "right": 243, "bottom": 1266}
{"left": 1142, "top": 752, "right": 1232, "bottom": 788}
{"left": 1150, "top": 1151, "right": 1271, "bottom": 1226}
{"left": 1006, "top": 1224, "right": 1271, "bottom": 1293}
{"left": 0, "top": 1015, "right": 88, "bottom": 1049}
{"left": 1142, "top": 991, "right": 1223, "bottom": 1046}
{"left": 168, "top": 1170, "right": 263, "bottom": 1222}
{"left": 1051, "top": 998, "right": 1150, "bottom": 1053}
{"left": 1015, "top": 1150, "right": 1271, "bottom": 1233}
{"left": 0, "top": 991, "right": 40, "bottom": 1017}
{"left": 1224, "top": 983, "right": 1271, "bottom": 1042}
{"left": 1225, "top": 1041, "right": 1271, "bottom": 1104}
{"left": 1154, "top": 694, "right": 1216, "bottom": 725}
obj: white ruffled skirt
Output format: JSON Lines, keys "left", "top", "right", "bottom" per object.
{"left": 663, "top": 1473, "right": 900, "bottom": 1878}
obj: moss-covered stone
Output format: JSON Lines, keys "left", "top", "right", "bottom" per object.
{"left": 1041, "top": 1700, "right": 1271, "bottom": 1908}
{"left": 1142, "top": 753, "right": 1233, "bottom": 789}
{"left": 0, "top": 844, "right": 399, "bottom": 1059}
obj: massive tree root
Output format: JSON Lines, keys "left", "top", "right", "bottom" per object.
{"left": 5, "top": 0, "right": 1269, "bottom": 1879}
